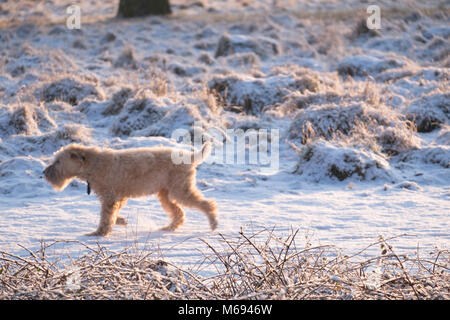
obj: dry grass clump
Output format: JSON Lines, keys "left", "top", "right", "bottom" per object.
{"left": 289, "top": 101, "right": 419, "bottom": 156}
{"left": 208, "top": 68, "right": 324, "bottom": 115}
{"left": 102, "top": 87, "right": 134, "bottom": 116}
{"left": 291, "top": 139, "right": 392, "bottom": 181}
{"left": 3, "top": 102, "right": 56, "bottom": 136}
{"left": 146, "top": 69, "right": 170, "bottom": 97}
{"left": 337, "top": 54, "right": 409, "bottom": 78}
{"left": 13, "top": 123, "right": 92, "bottom": 155}
{"left": 0, "top": 229, "right": 448, "bottom": 300}
{"left": 38, "top": 77, "right": 103, "bottom": 106}
{"left": 110, "top": 88, "right": 169, "bottom": 137}
{"left": 399, "top": 146, "right": 450, "bottom": 168}
{"left": 349, "top": 17, "right": 382, "bottom": 40}
{"left": 208, "top": 73, "right": 288, "bottom": 115}
{"left": 406, "top": 93, "right": 450, "bottom": 133}
{"left": 215, "top": 33, "right": 280, "bottom": 59}
{"left": 114, "top": 46, "right": 138, "bottom": 70}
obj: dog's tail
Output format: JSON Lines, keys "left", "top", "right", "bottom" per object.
{"left": 192, "top": 142, "right": 212, "bottom": 166}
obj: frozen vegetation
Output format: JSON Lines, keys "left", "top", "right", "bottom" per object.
{"left": 0, "top": 0, "right": 448, "bottom": 299}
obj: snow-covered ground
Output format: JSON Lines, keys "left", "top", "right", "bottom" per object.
{"left": 0, "top": 0, "right": 449, "bottom": 276}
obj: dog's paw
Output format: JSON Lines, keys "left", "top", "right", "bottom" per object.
{"left": 160, "top": 225, "right": 176, "bottom": 232}
{"left": 116, "top": 216, "right": 128, "bottom": 226}
{"left": 85, "top": 230, "right": 109, "bottom": 237}
{"left": 209, "top": 219, "right": 218, "bottom": 231}
{"left": 84, "top": 231, "right": 100, "bottom": 237}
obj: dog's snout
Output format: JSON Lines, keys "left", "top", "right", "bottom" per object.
{"left": 43, "top": 165, "right": 53, "bottom": 178}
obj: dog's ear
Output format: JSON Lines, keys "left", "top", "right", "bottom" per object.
{"left": 70, "top": 151, "right": 86, "bottom": 162}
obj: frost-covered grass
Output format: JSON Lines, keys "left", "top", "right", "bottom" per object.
{"left": 0, "top": 228, "right": 448, "bottom": 300}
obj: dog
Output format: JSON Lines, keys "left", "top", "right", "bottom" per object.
{"left": 43, "top": 142, "right": 217, "bottom": 236}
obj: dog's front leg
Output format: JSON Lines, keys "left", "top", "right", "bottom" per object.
{"left": 85, "top": 200, "right": 120, "bottom": 236}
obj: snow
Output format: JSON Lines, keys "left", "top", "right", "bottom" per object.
{"left": 0, "top": 0, "right": 449, "bottom": 277}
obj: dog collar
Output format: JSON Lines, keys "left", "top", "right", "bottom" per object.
{"left": 87, "top": 182, "right": 91, "bottom": 195}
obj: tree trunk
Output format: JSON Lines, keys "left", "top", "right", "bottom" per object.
{"left": 117, "top": 0, "right": 171, "bottom": 17}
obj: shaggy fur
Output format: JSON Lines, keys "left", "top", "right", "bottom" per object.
{"left": 43, "top": 143, "right": 218, "bottom": 236}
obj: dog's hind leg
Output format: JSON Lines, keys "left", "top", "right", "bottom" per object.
{"left": 157, "top": 189, "right": 186, "bottom": 231}
{"left": 175, "top": 188, "right": 218, "bottom": 231}
{"left": 115, "top": 198, "right": 128, "bottom": 226}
